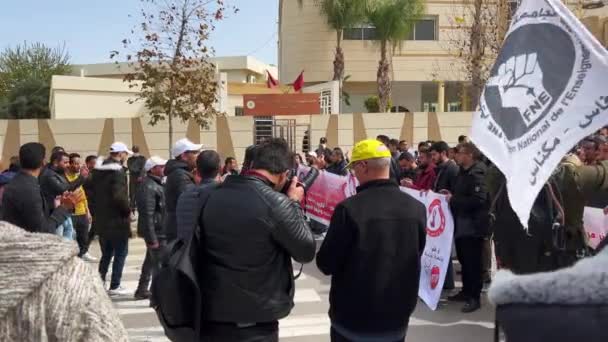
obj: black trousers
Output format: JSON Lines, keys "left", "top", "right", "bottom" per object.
{"left": 455, "top": 236, "right": 483, "bottom": 301}
{"left": 330, "top": 327, "right": 406, "bottom": 342}
{"left": 72, "top": 215, "right": 89, "bottom": 257}
{"left": 137, "top": 240, "right": 166, "bottom": 292}
{"left": 199, "top": 321, "right": 278, "bottom": 342}
{"left": 129, "top": 178, "right": 140, "bottom": 211}
{"left": 481, "top": 238, "right": 493, "bottom": 282}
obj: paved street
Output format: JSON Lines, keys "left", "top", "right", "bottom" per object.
{"left": 89, "top": 238, "right": 495, "bottom": 342}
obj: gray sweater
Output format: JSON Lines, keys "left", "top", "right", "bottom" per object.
{"left": 0, "top": 221, "right": 129, "bottom": 341}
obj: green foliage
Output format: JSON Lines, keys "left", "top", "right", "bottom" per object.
{"left": 0, "top": 42, "right": 71, "bottom": 119}
{"left": 364, "top": 95, "right": 392, "bottom": 113}
{"left": 317, "top": 0, "right": 369, "bottom": 34}
{"left": 367, "top": 0, "right": 425, "bottom": 53}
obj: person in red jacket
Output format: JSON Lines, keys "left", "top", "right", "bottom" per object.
{"left": 402, "top": 148, "right": 436, "bottom": 191}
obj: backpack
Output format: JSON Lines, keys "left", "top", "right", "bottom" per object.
{"left": 490, "top": 176, "right": 568, "bottom": 274}
{"left": 150, "top": 186, "right": 214, "bottom": 342}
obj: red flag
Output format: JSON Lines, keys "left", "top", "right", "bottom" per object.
{"left": 266, "top": 70, "right": 279, "bottom": 89}
{"left": 292, "top": 71, "right": 304, "bottom": 92}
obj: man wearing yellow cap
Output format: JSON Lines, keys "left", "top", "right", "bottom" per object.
{"left": 316, "top": 139, "right": 427, "bottom": 342}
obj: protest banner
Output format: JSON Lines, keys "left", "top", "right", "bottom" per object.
{"left": 471, "top": 0, "right": 608, "bottom": 228}
{"left": 402, "top": 188, "right": 455, "bottom": 311}
{"left": 298, "top": 165, "right": 454, "bottom": 310}
{"left": 297, "top": 166, "right": 353, "bottom": 225}
{"left": 583, "top": 207, "right": 608, "bottom": 249}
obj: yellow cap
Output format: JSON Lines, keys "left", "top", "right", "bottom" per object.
{"left": 347, "top": 139, "right": 392, "bottom": 168}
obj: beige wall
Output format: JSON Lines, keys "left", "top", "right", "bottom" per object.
{"left": 279, "top": 0, "right": 607, "bottom": 85}
{"left": 279, "top": 0, "right": 469, "bottom": 84}
{"left": 0, "top": 112, "right": 474, "bottom": 169}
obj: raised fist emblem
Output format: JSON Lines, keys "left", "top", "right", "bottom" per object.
{"left": 487, "top": 53, "right": 552, "bottom": 127}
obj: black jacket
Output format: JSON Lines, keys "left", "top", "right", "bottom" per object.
{"left": 316, "top": 179, "right": 426, "bottom": 333}
{"left": 164, "top": 159, "right": 195, "bottom": 241}
{"left": 199, "top": 175, "right": 316, "bottom": 323}
{"left": 136, "top": 174, "right": 165, "bottom": 244}
{"left": 39, "top": 165, "right": 84, "bottom": 215}
{"left": 326, "top": 160, "right": 348, "bottom": 176}
{"left": 451, "top": 161, "right": 489, "bottom": 238}
{"left": 1, "top": 171, "right": 70, "bottom": 233}
{"left": 89, "top": 159, "right": 131, "bottom": 239}
{"left": 390, "top": 157, "right": 401, "bottom": 184}
{"left": 175, "top": 179, "right": 218, "bottom": 241}
{"left": 433, "top": 159, "right": 459, "bottom": 193}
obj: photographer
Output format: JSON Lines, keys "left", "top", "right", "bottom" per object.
{"left": 198, "top": 138, "right": 316, "bottom": 341}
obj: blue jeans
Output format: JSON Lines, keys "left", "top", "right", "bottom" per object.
{"left": 98, "top": 237, "right": 129, "bottom": 290}
{"left": 55, "top": 217, "right": 74, "bottom": 240}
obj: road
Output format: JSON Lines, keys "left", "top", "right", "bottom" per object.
{"left": 89, "top": 238, "right": 495, "bottom": 342}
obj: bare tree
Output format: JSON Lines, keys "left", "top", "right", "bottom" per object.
{"left": 112, "top": 0, "right": 234, "bottom": 155}
{"left": 439, "top": 0, "right": 510, "bottom": 110}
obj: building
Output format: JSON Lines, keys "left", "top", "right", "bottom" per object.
{"left": 279, "top": 0, "right": 608, "bottom": 114}
{"left": 50, "top": 56, "right": 279, "bottom": 119}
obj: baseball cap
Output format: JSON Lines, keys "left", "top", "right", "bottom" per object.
{"left": 110, "top": 142, "right": 133, "bottom": 155}
{"left": 145, "top": 156, "right": 167, "bottom": 172}
{"left": 347, "top": 139, "right": 392, "bottom": 168}
{"left": 172, "top": 138, "right": 203, "bottom": 157}
{"left": 306, "top": 151, "right": 318, "bottom": 158}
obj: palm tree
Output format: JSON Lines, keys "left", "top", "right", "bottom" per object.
{"left": 367, "top": 0, "right": 424, "bottom": 111}
{"left": 297, "top": 0, "right": 368, "bottom": 111}
{"left": 297, "top": 0, "right": 367, "bottom": 82}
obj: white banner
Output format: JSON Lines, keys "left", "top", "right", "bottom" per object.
{"left": 299, "top": 166, "right": 455, "bottom": 310}
{"left": 402, "top": 188, "right": 455, "bottom": 311}
{"left": 471, "top": 0, "right": 608, "bottom": 227}
{"left": 583, "top": 207, "right": 608, "bottom": 249}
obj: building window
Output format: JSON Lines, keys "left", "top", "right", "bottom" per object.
{"left": 320, "top": 90, "right": 332, "bottom": 114}
{"left": 235, "top": 106, "right": 244, "bottom": 116}
{"left": 343, "top": 17, "right": 437, "bottom": 41}
{"left": 411, "top": 18, "right": 437, "bottom": 40}
{"left": 344, "top": 27, "right": 376, "bottom": 40}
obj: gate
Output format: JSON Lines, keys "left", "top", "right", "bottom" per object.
{"left": 253, "top": 117, "right": 311, "bottom": 153}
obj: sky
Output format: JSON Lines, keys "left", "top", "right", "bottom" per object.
{"left": 0, "top": 0, "right": 279, "bottom": 65}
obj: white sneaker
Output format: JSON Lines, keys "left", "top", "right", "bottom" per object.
{"left": 108, "top": 286, "right": 131, "bottom": 296}
{"left": 82, "top": 253, "right": 98, "bottom": 262}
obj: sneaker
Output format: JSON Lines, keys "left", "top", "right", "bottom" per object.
{"left": 134, "top": 289, "right": 152, "bottom": 301}
{"left": 461, "top": 298, "right": 481, "bottom": 313}
{"left": 108, "top": 286, "right": 132, "bottom": 296}
{"left": 82, "top": 253, "right": 98, "bottom": 262}
{"left": 447, "top": 291, "right": 468, "bottom": 302}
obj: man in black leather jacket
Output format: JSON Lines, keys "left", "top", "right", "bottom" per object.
{"left": 164, "top": 138, "right": 202, "bottom": 242}
{"left": 135, "top": 156, "right": 166, "bottom": 300}
{"left": 198, "top": 138, "right": 316, "bottom": 341}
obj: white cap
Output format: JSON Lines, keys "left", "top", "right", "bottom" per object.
{"left": 110, "top": 142, "right": 133, "bottom": 154}
{"left": 172, "top": 138, "right": 203, "bottom": 157}
{"left": 145, "top": 156, "right": 167, "bottom": 172}
{"left": 306, "top": 151, "right": 318, "bottom": 158}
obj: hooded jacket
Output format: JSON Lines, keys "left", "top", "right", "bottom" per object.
{"left": 489, "top": 248, "right": 608, "bottom": 342}
{"left": 164, "top": 159, "right": 195, "bottom": 241}
{"left": 0, "top": 221, "right": 129, "bottom": 341}
{"left": 88, "top": 158, "right": 131, "bottom": 239}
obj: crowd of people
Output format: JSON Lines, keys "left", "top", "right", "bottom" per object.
{"left": 0, "top": 127, "right": 607, "bottom": 341}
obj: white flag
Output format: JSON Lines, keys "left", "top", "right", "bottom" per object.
{"left": 471, "top": 0, "right": 608, "bottom": 227}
